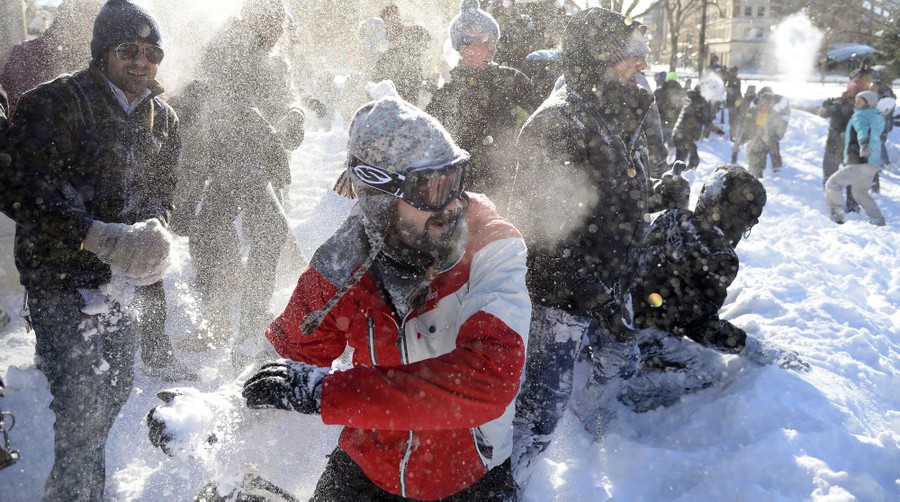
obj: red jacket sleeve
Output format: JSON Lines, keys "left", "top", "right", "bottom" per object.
{"left": 265, "top": 268, "right": 348, "bottom": 368}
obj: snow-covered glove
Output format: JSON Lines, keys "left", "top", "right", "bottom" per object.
{"left": 82, "top": 218, "right": 171, "bottom": 286}
{"left": 859, "top": 142, "right": 872, "bottom": 160}
{"left": 741, "top": 336, "right": 810, "bottom": 372}
{"left": 146, "top": 389, "right": 183, "bottom": 456}
{"left": 242, "top": 360, "right": 328, "bottom": 414}
{"left": 145, "top": 388, "right": 230, "bottom": 458}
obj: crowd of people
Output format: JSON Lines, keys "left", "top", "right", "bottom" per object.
{"left": 0, "top": 0, "right": 883, "bottom": 499}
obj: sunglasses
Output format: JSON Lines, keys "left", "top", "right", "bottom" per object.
{"left": 458, "top": 34, "right": 493, "bottom": 47}
{"left": 351, "top": 156, "right": 468, "bottom": 212}
{"left": 114, "top": 43, "right": 164, "bottom": 65}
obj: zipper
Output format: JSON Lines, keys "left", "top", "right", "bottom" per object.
{"left": 469, "top": 427, "right": 490, "bottom": 469}
{"left": 399, "top": 430, "right": 414, "bottom": 498}
{"left": 367, "top": 317, "right": 377, "bottom": 365}
{"left": 366, "top": 306, "right": 416, "bottom": 495}
{"left": 394, "top": 311, "right": 413, "bottom": 496}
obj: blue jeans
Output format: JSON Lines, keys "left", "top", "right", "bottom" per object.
{"left": 29, "top": 287, "right": 138, "bottom": 501}
{"left": 512, "top": 305, "right": 638, "bottom": 486}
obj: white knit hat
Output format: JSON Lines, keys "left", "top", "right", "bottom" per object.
{"left": 857, "top": 90, "right": 879, "bottom": 108}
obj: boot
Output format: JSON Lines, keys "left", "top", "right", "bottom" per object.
{"left": 829, "top": 207, "right": 845, "bottom": 224}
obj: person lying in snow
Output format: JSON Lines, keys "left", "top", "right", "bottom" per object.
{"left": 623, "top": 165, "right": 809, "bottom": 412}
{"left": 147, "top": 96, "right": 530, "bottom": 501}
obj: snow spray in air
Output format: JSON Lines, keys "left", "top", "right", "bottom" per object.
{"left": 769, "top": 10, "right": 823, "bottom": 81}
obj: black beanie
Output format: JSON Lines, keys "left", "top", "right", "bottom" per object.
{"left": 563, "top": 7, "right": 647, "bottom": 91}
{"left": 90, "top": 0, "right": 162, "bottom": 62}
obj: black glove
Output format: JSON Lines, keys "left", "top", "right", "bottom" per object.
{"left": 654, "top": 160, "right": 690, "bottom": 210}
{"left": 260, "top": 134, "right": 291, "bottom": 190}
{"left": 597, "top": 299, "right": 639, "bottom": 343}
{"left": 582, "top": 287, "right": 637, "bottom": 343}
{"left": 242, "top": 360, "right": 328, "bottom": 414}
{"left": 146, "top": 389, "right": 181, "bottom": 456}
{"left": 277, "top": 108, "right": 305, "bottom": 150}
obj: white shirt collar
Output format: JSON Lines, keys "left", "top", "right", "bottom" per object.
{"left": 100, "top": 72, "right": 152, "bottom": 115}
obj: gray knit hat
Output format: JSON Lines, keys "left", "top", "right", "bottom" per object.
{"left": 449, "top": 0, "right": 501, "bottom": 51}
{"left": 90, "top": 0, "right": 162, "bottom": 62}
{"left": 348, "top": 97, "right": 467, "bottom": 174}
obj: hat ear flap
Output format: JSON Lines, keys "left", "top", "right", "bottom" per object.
{"left": 332, "top": 168, "right": 357, "bottom": 199}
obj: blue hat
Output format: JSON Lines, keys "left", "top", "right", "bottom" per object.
{"left": 449, "top": 0, "right": 500, "bottom": 51}
{"left": 90, "top": 0, "right": 162, "bottom": 62}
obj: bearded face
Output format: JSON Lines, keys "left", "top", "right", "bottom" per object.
{"left": 392, "top": 199, "right": 466, "bottom": 264}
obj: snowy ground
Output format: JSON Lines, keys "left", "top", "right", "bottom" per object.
{"left": 1, "top": 79, "right": 899, "bottom": 501}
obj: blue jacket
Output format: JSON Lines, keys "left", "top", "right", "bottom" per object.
{"left": 844, "top": 107, "right": 885, "bottom": 165}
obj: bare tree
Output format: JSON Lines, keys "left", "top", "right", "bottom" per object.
{"left": 664, "top": 0, "right": 702, "bottom": 70}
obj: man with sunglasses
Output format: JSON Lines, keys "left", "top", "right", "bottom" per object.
{"left": 0, "top": 1, "right": 181, "bottom": 498}
{"left": 508, "top": 7, "right": 690, "bottom": 488}
{"left": 234, "top": 96, "right": 529, "bottom": 500}
{"left": 426, "top": 0, "right": 542, "bottom": 214}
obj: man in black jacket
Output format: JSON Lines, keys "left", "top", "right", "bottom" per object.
{"left": 626, "top": 165, "right": 807, "bottom": 412}
{"left": 508, "top": 7, "right": 688, "bottom": 488}
{"left": 0, "top": 1, "right": 180, "bottom": 498}
{"left": 426, "top": 0, "right": 542, "bottom": 213}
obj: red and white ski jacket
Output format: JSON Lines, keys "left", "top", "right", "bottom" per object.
{"left": 266, "top": 194, "right": 530, "bottom": 500}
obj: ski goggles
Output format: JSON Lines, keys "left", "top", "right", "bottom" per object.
{"left": 114, "top": 43, "right": 165, "bottom": 65}
{"left": 351, "top": 156, "right": 468, "bottom": 212}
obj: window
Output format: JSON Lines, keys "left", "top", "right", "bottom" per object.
{"left": 758, "top": 6, "right": 766, "bottom": 16}
{"left": 744, "top": 6, "right": 752, "bottom": 16}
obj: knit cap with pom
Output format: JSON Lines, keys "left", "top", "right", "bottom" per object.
{"left": 449, "top": 0, "right": 500, "bottom": 50}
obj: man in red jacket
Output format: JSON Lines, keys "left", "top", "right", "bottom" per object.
{"left": 240, "top": 96, "right": 530, "bottom": 500}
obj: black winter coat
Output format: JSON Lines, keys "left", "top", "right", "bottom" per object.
{"left": 509, "top": 81, "right": 673, "bottom": 316}
{"left": 1, "top": 64, "right": 179, "bottom": 290}
{"left": 632, "top": 209, "right": 746, "bottom": 352}
{"left": 818, "top": 95, "right": 855, "bottom": 156}
{"left": 653, "top": 80, "right": 684, "bottom": 134}
{"left": 426, "top": 63, "right": 541, "bottom": 209}
{"left": 672, "top": 88, "right": 714, "bottom": 147}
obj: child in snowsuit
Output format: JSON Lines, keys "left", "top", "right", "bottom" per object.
{"left": 734, "top": 87, "right": 790, "bottom": 177}
{"left": 825, "top": 90, "right": 886, "bottom": 226}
